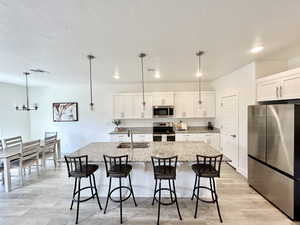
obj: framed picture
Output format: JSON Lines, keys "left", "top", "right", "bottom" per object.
{"left": 53, "top": 102, "right": 78, "bottom": 122}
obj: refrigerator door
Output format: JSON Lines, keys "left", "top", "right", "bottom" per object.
{"left": 248, "top": 105, "right": 267, "bottom": 161}
{"left": 266, "top": 104, "right": 294, "bottom": 176}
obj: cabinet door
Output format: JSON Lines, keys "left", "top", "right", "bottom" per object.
{"left": 281, "top": 73, "right": 300, "bottom": 100}
{"left": 175, "top": 93, "right": 194, "bottom": 118}
{"left": 194, "top": 92, "right": 216, "bottom": 118}
{"left": 110, "top": 134, "right": 130, "bottom": 142}
{"left": 175, "top": 134, "right": 190, "bottom": 142}
{"left": 256, "top": 80, "right": 281, "bottom": 101}
{"left": 134, "top": 134, "right": 152, "bottom": 142}
{"left": 152, "top": 93, "right": 174, "bottom": 106}
{"left": 113, "top": 95, "right": 133, "bottom": 119}
{"left": 132, "top": 95, "right": 153, "bottom": 119}
{"left": 205, "top": 133, "right": 220, "bottom": 150}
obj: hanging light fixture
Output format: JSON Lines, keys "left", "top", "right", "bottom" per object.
{"left": 16, "top": 72, "right": 38, "bottom": 111}
{"left": 196, "top": 51, "right": 204, "bottom": 105}
{"left": 139, "top": 53, "right": 146, "bottom": 110}
{"left": 87, "top": 54, "right": 96, "bottom": 111}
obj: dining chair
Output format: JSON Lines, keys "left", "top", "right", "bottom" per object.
{"left": 40, "top": 134, "right": 58, "bottom": 169}
{"left": 45, "top": 131, "right": 57, "bottom": 138}
{"left": 19, "top": 140, "right": 41, "bottom": 184}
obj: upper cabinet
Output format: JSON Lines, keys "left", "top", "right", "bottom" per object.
{"left": 194, "top": 92, "right": 216, "bottom": 118}
{"left": 113, "top": 91, "right": 216, "bottom": 119}
{"left": 256, "top": 67, "right": 300, "bottom": 102}
{"left": 175, "top": 92, "right": 194, "bottom": 118}
{"left": 152, "top": 92, "right": 174, "bottom": 106}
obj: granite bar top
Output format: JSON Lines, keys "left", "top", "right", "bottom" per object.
{"left": 68, "top": 141, "right": 229, "bottom": 163}
{"left": 110, "top": 126, "right": 220, "bottom": 135}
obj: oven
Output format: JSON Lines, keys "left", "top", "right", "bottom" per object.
{"left": 152, "top": 122, "right": 176, "bottom": 142}
{"left": 153, "top": 106, "right": 174, "bottom": 118}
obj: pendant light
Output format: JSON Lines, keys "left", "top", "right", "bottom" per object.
{"left": 87, "top": 54, "right": 95, "bottom": 111}
{"left": 196, "top": 51, "right": 204, "bottom": 104}
{"left": 139, "top": 53, "right": 146, "bottom": 110}
{"left": 16, "top": 72, "right": 38, "bottom": 111}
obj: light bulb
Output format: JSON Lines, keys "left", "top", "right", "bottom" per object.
{"left": 196, "top": 71, "right": 203, "bottom": 77}
{"left": 154, "top": 71, "right": 160, "bottom": 79}
{"left": 250, "top": 45, "right": 264, "bottom": 54}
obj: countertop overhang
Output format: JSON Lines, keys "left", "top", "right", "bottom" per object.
{"left": 67, "top": 141, "right": 229, "bottom": 163}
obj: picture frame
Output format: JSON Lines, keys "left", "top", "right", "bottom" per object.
{"left": 52, "top": 102, "right": 78, "bottom": 122}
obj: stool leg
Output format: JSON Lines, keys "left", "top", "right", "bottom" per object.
{"left": 89, "top": 175, "right": 94, "bottom": 199}
{"left": 194, "top": 175, "right": 200, "bottom": 219}
{"left": 70, "top": 178, "right": 77, "bottom": 210}
{"left": 92, "top": 173, "right": 102, "bottom": 210}
{"left": 157, "top": 179, "right": 161, "bottom": 225}
{"left": 212, "top": 178, "right": 223, "bottom": 223}
{"left": 104, "top": 177, "right": 112, "bottom": 214}
{"left": 152, "top": 179, "right": 157, "bottom": 205}
{"left": 168, "top": 179, "right": 173, "bottom": 202}
{"left": 119, "top": 177, "right": 123, "bottom": 224}
{"left": 209, "top": 178, "right": 215, "bottom": 201}
{"left": 172, "top": 179, "right": 182, "bottom": 220}
{"left": 128, "top": 174, "right": 137, "bottom": 207}
{"left": 191, "top": 175, "right": 197, "bottom": 200}
{"left": 75, "top": 178, "right": 81, "bottom": 224}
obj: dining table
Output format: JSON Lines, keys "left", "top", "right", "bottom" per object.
{"left": 0, "top": 139, "right": 61, "bottom": 192}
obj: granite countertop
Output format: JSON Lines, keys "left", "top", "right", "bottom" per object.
{"left": 110, "top": 126, "right": 220, "bottom": 135}
{"left": 68, "top": 141, "right": 229, "bottom": 162}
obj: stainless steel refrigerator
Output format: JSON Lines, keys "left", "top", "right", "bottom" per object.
{"left": 248, "top": 104, "right": 300, "bottom": 220}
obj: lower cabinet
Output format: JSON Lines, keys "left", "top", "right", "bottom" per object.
{"left": 175, "top": 133, "right": 220, "bottom": 149}
{"left": 110, "top": 134, "right": 152, "bottom": 142}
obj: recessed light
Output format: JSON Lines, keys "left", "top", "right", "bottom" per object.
{"left": 114, "top": 74, "right": 120, "bottom": 80}
{"left": 154, "top": 71, "right": 160, "bottom": 79}
{"left": 250, "top": 45, "right": 264, "bottom": 54}
{"left": 196, "top": 71, "right": 203, "bottom": 77}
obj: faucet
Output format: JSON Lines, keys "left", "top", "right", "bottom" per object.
{"left": 127, "top": 129, "right": 134, "bottom": 149}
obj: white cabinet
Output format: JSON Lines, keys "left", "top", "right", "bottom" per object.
{"left": 256, "top": 79, "right": 281, "bottom": 101}
{"left": 256, "top": 67, "right": 300, "bottom": 102}
{"left": 194, "top": 92, "right": 216, "bottom": 118}
{"left": 281, "top": 74, "right": 300, "bottom": 100}
{"left": 174, "top": 92, "right": 194, "bottom": 118}
{"left": 132, "top": 95, "right": 153, "bottom": 119}
{"left": 175, "top": 133, "right": 220, "bottom": 149}
{"left": 152, "top": 92, "right": 174, "bottom": 106}
{"left": 110, "top": 134, "right": 130, "bottom": 142}
{"left": 113, "top": 95, "right": 134, "bottom": 119}
{"left": 134, "top": 134, "right": 152, "bottom": 142}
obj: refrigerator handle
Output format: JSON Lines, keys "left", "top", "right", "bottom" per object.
{"left": 276, "top": 87, "right": 279, "bottom": 98}
{"left": 279, "top": 86, "right": 282, "bottom": 97}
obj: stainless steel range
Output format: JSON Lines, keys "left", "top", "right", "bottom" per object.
{"left": 152, "top": 122, "right": 175, "bottom": 142}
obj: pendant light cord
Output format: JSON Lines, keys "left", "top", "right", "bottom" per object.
{"left": 25, "top": 72, "right": 30, "bottom": 110}
{"left": 139, "top": 53, "right": 146, "bottom": 108}
{"left": 196, "top": 51, "right": 204, "bottom": 105}
{"left": 88, "top": 55, "right": 95, "bottom": 109}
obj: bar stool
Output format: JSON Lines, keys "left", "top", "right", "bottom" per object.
{"left": 191, "top": 154, "right": 223, "bottom": 223}
{"left": 103, "top": 154, "right": 137, "bottom": 224}
{"left": 151, "top": 156, "right": 182, "bottom": 225}
{"left": 64, "top": 155, "right": 102, "bottom": 224}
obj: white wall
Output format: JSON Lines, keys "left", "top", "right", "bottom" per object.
{"left": 29, "top": 81, "right": 214, "bottom": 154}
{"left": 0, "top": 82, "right": 30, "bottom": 140}
{"left": 212, "top": 63, "right": 256, "bottom": 177}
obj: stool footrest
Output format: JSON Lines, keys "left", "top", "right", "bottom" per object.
{"left": 153, "top": 188, "right": 176, "bottom": 206}
{"left": 72, "top": 186, "right": 98, "bottom": 203}
{"left": 192, "top": 185, "right": 217, "bottom": 204}
{"left": 108, "top": 186, "right": 132, "bottom": 203}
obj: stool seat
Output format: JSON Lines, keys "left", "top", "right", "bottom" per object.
{"left": 70, "top": 164, "right": 99, "bottom": 178}
{"left": 153, "top": 165, "right": 176, "bottom": 180}
{"left": 192, "top": 164, "right": 219, "bottom": 178}
{"left": 108, "top": 164, "right": 132, "bottom": 177}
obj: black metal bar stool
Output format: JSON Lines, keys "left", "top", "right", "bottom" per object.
{"left": 191, "top": 154, "right": 223, "bottom": 223}
{"left": 103, "top": 154, "right": 137, "bottom": 224}
{"left": 151, "top": 155, "right": 182, "bottom": 225}
{"left": 64, "top": 155, "right": 102, "bottom": 224}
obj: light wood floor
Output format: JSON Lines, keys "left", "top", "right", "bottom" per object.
{"left": 0, "top": 164, "right": 299, "bottom": 225}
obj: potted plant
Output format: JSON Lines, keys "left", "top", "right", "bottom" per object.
{"left": 112, "top": 119, "right": 121, "bottom": 131}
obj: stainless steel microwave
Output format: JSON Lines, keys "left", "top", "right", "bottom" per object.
{"left": 153, "top": 106, "right": 174, "bottom": 117}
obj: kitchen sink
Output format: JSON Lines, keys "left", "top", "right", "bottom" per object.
{"left": 117, "top": 142, "right": 150, "bottom": 149}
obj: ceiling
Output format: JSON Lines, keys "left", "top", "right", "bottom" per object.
{"left": 1, "top": 0, "right": 300, "bottom": 86}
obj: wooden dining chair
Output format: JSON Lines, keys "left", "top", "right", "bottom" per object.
{"left": 40, "top": 134, "right": 58, "bottom": 169}
{"left": 19, "top": 140, "right": 41, "bottom": 184}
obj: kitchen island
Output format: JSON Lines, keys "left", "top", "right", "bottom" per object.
{"left": 68, "top": 142, "right": 228, "bottom": 198}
